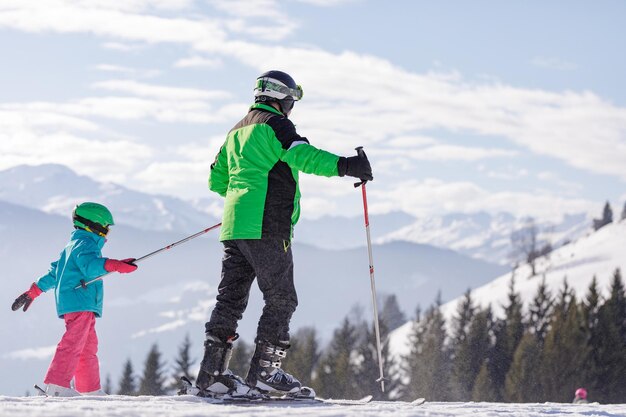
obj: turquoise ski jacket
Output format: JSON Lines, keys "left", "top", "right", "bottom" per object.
{"left": 36, "top": 229, "right": 108, "bottom": 318}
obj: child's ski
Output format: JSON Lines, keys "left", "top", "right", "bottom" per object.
{"left": 34, "top": 384, "right": 47, "bottom": 397}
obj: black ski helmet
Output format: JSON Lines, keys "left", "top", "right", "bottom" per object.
{"left": 254, "top": 70, "right": 303, "bottom": 115}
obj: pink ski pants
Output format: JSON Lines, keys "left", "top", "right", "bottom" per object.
{"left": 44, "top": 312, "right": 100, "bottom": 392}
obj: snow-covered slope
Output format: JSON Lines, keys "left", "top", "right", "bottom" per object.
{"left": 379, "top": 211, "right": 591, "bottom": 265}
{"left": 0, "top": 395, "right": 623, "bottom": 416}
{"left": 0, "top": 200, "right": 506, "bottom": 396}
{"left": 389, "top": 219, "right": 626, "bottom": 359}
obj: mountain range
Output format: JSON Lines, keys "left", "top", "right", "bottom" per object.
{"left": 0, "top": 164, "right": 592, "bottom": 265}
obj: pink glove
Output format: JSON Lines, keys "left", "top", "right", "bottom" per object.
{"left": 12, "top": 283, "right": 43, "bottom": 312}
{"left": 104, "top": 258, "right": 138, "bottom": 274}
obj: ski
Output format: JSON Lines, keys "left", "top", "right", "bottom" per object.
{"left": 34, "top": 384, "right": 47, "bottom": 397}
{"left": 178, "top": 376, "right": 372, "bottom": 406}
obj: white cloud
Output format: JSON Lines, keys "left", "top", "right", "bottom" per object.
{"left": 0, "top": 2, "right": 228, "bottom": 46}
{"left": 174, "top": 55, "right": 223, "bottom": 69}
{"left": 373, "top": 178, "right": 597, "bottom": 222}
{"left": 135, "top": 161, "right": 211, "bottom": 197}
{"left": 62, "top": 0, "right": 195, "bottom": 13}
{"left": 3, "top": 345, "right": 56, "bottom": 360}
{"left": 1, "top": 1, "right": 622, "bottom": 181}
{"left": 92, "top": 79, "right": 231, "bottom": 100}
{"left": 93, "top": 64, "right": 161, "bottom": 78}
{"left": 0, "top": 0, "right": 624, "bottom": 221}
{"left": 388, "top": 135, "right": 438, "bottom": 148}
{"left": 296, "top": 0, "right": 358, "bottom": 5}
{"left": 208, "top": 0, "right": 298, "bottom": 40}
{"left": 0, "top": 112, "right": 155, "bottom": 183}
{"left": 536, "top": 171, "right": 583, "bottom": 194}
{"left": 3, "top": 94, "right": 245, "bottom": 125}
{"left": 101, "top": 41, "right": 145, "bottom": 51}
{"left": 401, "top": 145, "right": 517, "bottom": 161}
{"left": 483, "top": 167, "right": 529, "bottom": 181}
{"left": 219, "top": 45, "right": 626, "bottom": 180}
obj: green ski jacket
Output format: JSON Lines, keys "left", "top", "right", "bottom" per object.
{"left": 209, "top": 103, "right": 341, "bottom": 241}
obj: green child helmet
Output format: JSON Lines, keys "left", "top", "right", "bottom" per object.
{"left": 72, "top": 202, "right": 114, "bottom": 237}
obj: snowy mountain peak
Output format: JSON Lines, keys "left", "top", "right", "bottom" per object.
{"left": 0, "top": 164, "right": 219, "bottom": 233}
{"left": 379, "top": 211, "right": 591, "bottom": 265}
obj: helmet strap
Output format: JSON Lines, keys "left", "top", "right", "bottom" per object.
{"left": 73, "top": 213, "right": 109, "bottom": 236}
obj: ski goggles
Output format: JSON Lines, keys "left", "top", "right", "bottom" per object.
{"left": 255, "top": 79, "right": 303, "bottom": 101}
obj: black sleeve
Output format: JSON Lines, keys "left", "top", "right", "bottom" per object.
{"left": 266, "top": 116, "right": 310, "bottom": 150}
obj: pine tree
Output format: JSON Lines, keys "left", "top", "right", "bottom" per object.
{"left": 312, "top": 317, "right": 360, "bottom": 399}
{"left": 471, "top": 360, "right": 499, "bottom": 402}
{"left": 593, "top": 201, "right": 613, "bottom": 231}
{"left": 582, "top": 276, "right": 602, "bottom": 399}
{"left": 381, "top": 294, "right": 406, "bottom": 331}
{"left": 505, "top": 332, "right": 543, "bottom": 402}
{"left": 621, "top": 201, "right": 626, "bottom": 221}
{"left": 591, "top": 269, "right": 626, "bottom": 403}
{"left": 463, "top": 307, "right": 493, "bottom": 400}
{"left": 402, "top": 294, "right": 451, "bottom": 401}
{"left": 170, "top": 334, "right": 196, "bottom": 391}
{"left": 488, "top": 277, "right": 524, "bottom": 401}
{"left": 400, "top": 306, "right": 424, "bottom": 400}
{"left": 540, "top": 280, "right": 589, "bottom": 402}
{"left": 103, "top": 374, "right": 112, "bottom": 395}
{"left": 138, "top": 344, "right": 167, "bottom": 396}
{"left": 528, "top": 276, "right": 553, "bottom": 344}
{"left": 281, "top": 326, "right": 320, "bottom": 387}
{"left": 450, "top": 289, "right": 477, "bottom": 401}
{"left": 354, "top": 320, "right": 397, "bottom": 400}
{"left": 229, "top": 338, "right": 252, "bottom": 378}
{"left": 118, "top": 359, "right": 136, "bottom": 395}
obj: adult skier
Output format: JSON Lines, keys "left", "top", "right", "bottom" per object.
{"left": 195, "top": 70, "right": 373, "bottom": 397}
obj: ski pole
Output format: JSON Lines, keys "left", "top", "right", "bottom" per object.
{"left": 354, "top": 146, "right": 386, "bottom": 393}
{"left": 75, "top": 222, "right": 222, "bottom": 289}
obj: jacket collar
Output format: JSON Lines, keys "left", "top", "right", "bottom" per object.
{"left": 250, "top": 103, "right": 284, "bottom": 116}
{"left": 71, "top": 228, "right": 106, "bottom": 249}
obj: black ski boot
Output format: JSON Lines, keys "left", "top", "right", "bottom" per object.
{"left": 245, "top": 340, "right": 302, "bottom": 394}
{"left": 195, "top": 333, "right": 251, "bottom": 397}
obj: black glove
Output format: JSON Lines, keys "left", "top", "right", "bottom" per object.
{"left": 12, "top": 294, "right": 33, "bottom": 312}
{"left": 338, "top": 151, "right": 373, "bottom": 181}
{"left": 12, "top": 283, "right": 42, "bottom": 312}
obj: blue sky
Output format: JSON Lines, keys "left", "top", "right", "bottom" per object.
{"left": 1, "top": 0, "right": 625, "bottom": 222}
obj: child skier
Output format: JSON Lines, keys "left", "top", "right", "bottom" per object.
{"left": 11, "top": 202, "right": 138, "bottom": 397}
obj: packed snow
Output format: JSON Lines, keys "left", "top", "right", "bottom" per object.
{"left": 1, "top": 395, "right": 625, "bottom": 417}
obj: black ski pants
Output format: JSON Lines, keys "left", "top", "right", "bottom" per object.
{"left": 205, "top": 239, "right": 298, "bottom": 344}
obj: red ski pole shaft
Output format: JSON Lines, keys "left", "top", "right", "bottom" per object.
{"left": 354, "top": 146, "right": 386, "bottom": 393}
{"left": 75, "top": 222, "right": 222, "bottom": 289}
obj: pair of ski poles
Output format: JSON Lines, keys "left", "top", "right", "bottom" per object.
{"left": 75, "top": 147, "right": 386, "bottom": 392}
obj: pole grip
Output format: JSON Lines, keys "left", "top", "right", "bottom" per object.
{"left": 353, "top": 146, "right": 368, "bottom": 188}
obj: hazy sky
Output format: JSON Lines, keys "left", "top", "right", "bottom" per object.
{"left": 1, "top": 0, "right": 625, "bottom": 221}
